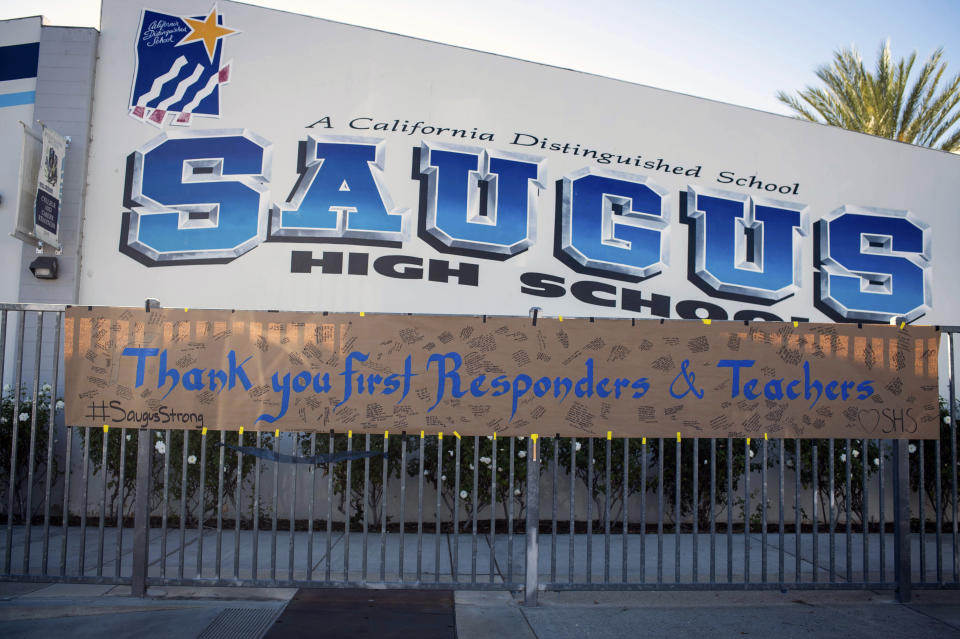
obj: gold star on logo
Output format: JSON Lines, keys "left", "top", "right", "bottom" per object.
{"left": 177, "top": 7, "right": 237, "bottom": 62}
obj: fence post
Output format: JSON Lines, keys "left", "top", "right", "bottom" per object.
{"left": 524, "top": 437, "right": 540, "bottom": 605}
{"left": 131, "top": 429, "right": 152, "bottom": 597}
{"left": 892, "top": 439, "right": 912, "bottom": 603}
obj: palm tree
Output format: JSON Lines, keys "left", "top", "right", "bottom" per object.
{"left": 777, "top": 41, "right": 960, "bottom": 152}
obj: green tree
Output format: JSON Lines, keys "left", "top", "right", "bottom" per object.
{"left": 777, "top": 41, "right": 960, "bottom": 151}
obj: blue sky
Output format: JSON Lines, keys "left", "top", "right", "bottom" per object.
{"left": 3, "top": 0, "right": 959, "bottom": 116}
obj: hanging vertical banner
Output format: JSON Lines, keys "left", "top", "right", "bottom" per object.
{"left": 33, "top": 125, "right": 66, "bottom": 249}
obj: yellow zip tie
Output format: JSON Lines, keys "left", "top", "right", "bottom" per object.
{"left": 184, "top": 308, "right": 188, "bottom": 312}
{"left": 420, "top": 430, "right": 425, "bottom": 439}
{"left": 493, "top": 432, "right": 497, "bottom": 440}
{"left": 453, "top": 431, "right": 461, "bottom": 439}
{"left": 239, "top": 426, "right": 244, "bottom": 435}
{"left": 531, "top": 434, "right": 539, "bottom": 461}
{"left": 531, "top": 434, "right": 538, "bottom": 442}
{"left": 607, "top": 430, "right": 612, "bottom": 440}
{"left": 764, "top": 432, "right": 768, "bottom": 440}
{"left": 103, "top": 425, "right": 109, "bottom": 433}
{"left": 677, "top": 432, "right": 681, "bottom": 442}
{"left": 900, "top": 321, "right": 906, "bottom": 330}
{"left": 793, "top": 321, "right": 798, "bottom": 328}
{"left": 202, "top": 427, "right": 208, "bottom": 435}
{"left": 746, "top": 437, "right": 751, "bottom": 445}
{"left": 558, "top": 315, "right": 563, "bottom": 322}
{"left": 702, "top": 318, "right": 711, "bottom": 325}
{"left": 384, "top": 430, "right": 389, "bottom": 439}
{"left": 642, "top": 437, "right": 646, "bottom": 445}
{"left": 348, "top": 430, "right": 353, "bottom": 438}
{"left": 438, "top": 432, "right": 443, "bottom": 440}
{"left": 359, "top": 311, "right": 365, "bottom": 317}
{"left": 275, "top": 429, "right": 280, "bottom": 438}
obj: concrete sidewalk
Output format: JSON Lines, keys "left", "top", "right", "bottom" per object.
{"left": 2, "top": 582, "right": 959, "bottom": 638}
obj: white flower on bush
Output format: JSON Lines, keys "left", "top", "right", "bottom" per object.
{"left": 703, "top": 459, "right": 708, "bottom": 465}
{"left": 126, "top": 434, "right": 131, "bottom": 441}
{"left": 514, "top": 488, "right": 521, "bottom": 496}
{"left": 441, "top": 474, "right": 447, "bottom": 481}
{"left": 0, "top": 417, "right": 6, "bottom": 424}
{"left": 460, "top": 490, "right": 468, "bottom": 499}
{"left": 908, "top": 444, "right": 917, "bottom": 454}
{"left": 748, "top": 449, "right": 755, "bottom": 458}
{"left": 575, "top": 442, "right": 582, "bottom": 452}
{"left": 448, "top": 450, "right": 454, "bottom": 457}
{"left": 2, "top": 384, "right": 10, "bottom": 392}
{"left": 55, "top": 400, "right": 64, "bottom": 411}
{"left": 480, "top": 456, "right": 491, "bottom": 465}
{"left": 42, "top": 383, "right": 51, "bottom": 392}
{"left": 518, "top": 436, "right": 524, "bottom": 441}
{"left": 852, "top": 449, "right": 860, "bottom": 458}
{"left": 486, "top": 435, "right": 493, "bottom": 441}
{"left": 156, "top": 432, "right": 163, "bottom": 439}
{"left": 19, "top": 412, "right": 29, "bottom": 422}
{"left": 155, "top": 440, "right": 166, "bottom": 455}
{"left": 944, "top": 416, "right": 951, "bottom": 425}
{"left": 423, "top": 469, "right": 430, "bottom": 476}
{"left": 187, "top": 455, "right": 197, "bottom": 464}
{"left": 518, "top": 450, "right": 526, "bottom": 458}
{"left": 498, "top": 467, "right": 503, "bottom": 472}
{"left": 873, "top": 458, "right": 880, "bottom": 466}
{"left": 469, "top": 464, "right": 474, "bottom": 470}
{"left": 839, "top": 453, "right": 847, "bottom": 462}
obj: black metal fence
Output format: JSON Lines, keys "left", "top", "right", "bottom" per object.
{"left": 1, "top": 303, "right": 957, "bottom": 604}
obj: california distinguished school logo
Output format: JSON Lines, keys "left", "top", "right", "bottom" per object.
{"left": 128, "top": 5, "right": 238, "bottom": 127}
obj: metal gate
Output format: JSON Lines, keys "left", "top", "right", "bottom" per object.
{"left": 1, "top": 303, "right": 957, "bottom": 603}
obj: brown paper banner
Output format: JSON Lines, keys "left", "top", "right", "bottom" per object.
{"left": 64, "top": 307, "right": 942, "bottom": 439}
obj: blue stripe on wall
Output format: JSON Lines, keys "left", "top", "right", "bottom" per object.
{"left": 0, "top": 42, "right": 40, "bottom": 81}
{"left": 0, "top": 90, "right": 36, "bottom": 107}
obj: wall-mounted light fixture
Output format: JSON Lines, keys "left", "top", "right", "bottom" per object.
{"left": 29, "top": 256, "right": 58, "bottom": 279}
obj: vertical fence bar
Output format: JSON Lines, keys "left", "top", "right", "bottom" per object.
{"left": 744, "top": 438, "right": 750, "bottom": 584}
{"left": 417, "top": 432, "right": 424, "bottom": 582}
{"left": 812, "top": 444, "right": 819, "bottom": 583}
{"left": 710, "top": 438, "right": 716, "bottom": 585}
{"left": 435, "top": 434, "right": 443, "bottom": 583}
{"left": 795, "top": 438, "right": 801, "bottom": 584}
{"left": 59, "top": 426, "right": 73, "bottom": 577}
{"left": 4, "top": 310, "right": 25, "bottom": 574}
{"left": 491, "top": 434, "right": 498, "bottom": 584}
{"left": 362, "top": 433, "right": 370, "bottom": 581}
{"left": 344, "top": 432, "right": 352, "bottom": 582}
{"left": 761, "top": 436, "right": 768, "bottom": 583}
{"left": 131, "top": 428, "right": 152, "bottom": 597}
{"left": 399, "top": 432, "right": 408, "bottom": 583}
{"left": 78, "top": 427, "right": 90, "bottom": 576}
{"left": 41, "top": 312, "right": 61, "bottom": 577}
{"left": 196, "top": 428, "right": 207, "bottom": 577}
{"left": 524, "top": 437, "right": 539, "bottom": 605}
{"left": 253, "top": 431, "right": 262, "bottom": 580}
{"left": 829, "top": 439, "right": 836, "bottom": 583}
{"left": 160, "top": 430, "right": 170, "bottom": 579}
{"left": 862, "top": 439, "right": 869, "bottom": 583}
{"left": 306, "top": 433, "right": 316, "bottom": 582}
{"left": 674, "top": 435, "right": 681, "bottom": 584}
{"left": 234, "top": 430, "right": 243, "bottom": 580}
{"left": 288, "top": 435, "right": 297, "bottom": 582}
{"left": 778, "top": 439, "right": 784, "bottom": 586}
{"left": 605, "top": 435, "right": 612, "bottom": 584}
{"left": 215, "top": 430, "right": 224, "bottom": 580}
{"left": 471, "top": 435, "right": 479, "bottom": 583}
{"left": 453, "top": 434, "right": 461, "bottom": 582}
{"left": 551, "top": 436, "right": 558, "bottom": 584}
{"left": 23, "top": 312, "right": 43, "bottom": 575}
{"left": 936, "top": 437, "right": 943, "bottom": 584}
{"left": 657, "top": 437, "right": 664, "bottom": 585}
{"left": 892, "top": 440, "right": 912, "bottom": 602}
{"left": 568, "top": 437, "right": 575, "bottom": 584}
{"left": 116, "top": 429, "right": 127, "bottom": 579}
{"left": 272, "top": 431, "right": 280, "bottom": 582}
{"left": 623, "top": 438, "right": 630, "bottom": 583}
{"left": 948, "top": 332, "right": 958, "bottom": 583}
{"left": 325, "top": 431, "right": 333, "bottom": 582}
{"left": 845, "top": 438, "right": 852, "bottom": 582}
{"left": 508, "top": 436, "right": 516, "bottom": 585}
{"left": 879, "top": 440, "right": 887, "bottom": 584}
{"left": 586, "top": 437, "right": 594, "bottom": 584}
{"left": 96, "top": 426, "right": 108, "bottom": 577}
{"left": 692, "top": 438, "right": 698, "bottom": 584}
{"left": 640, "top": 438, "right": 647, "bottom": 584}
{"left": 727, "top": 438, "right": 733, "bottom": 584}
{"left": 380, "top": 433, "right": 388, "bottom": 582}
